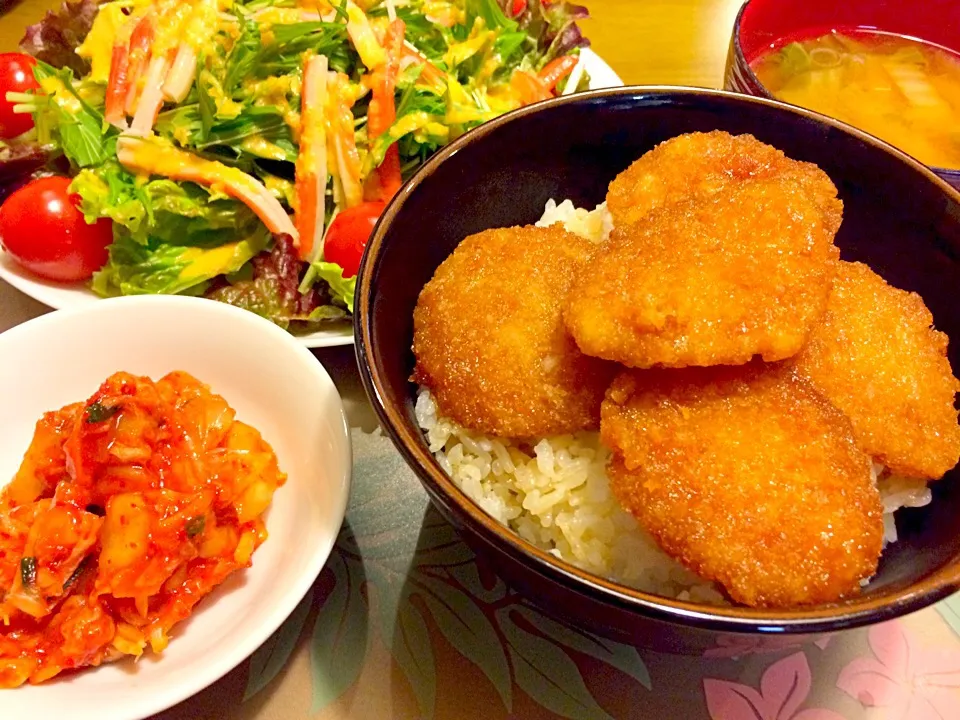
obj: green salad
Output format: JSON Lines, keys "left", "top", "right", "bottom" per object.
{"left": 1, "top": 0, "right": 591, "bottom": 331}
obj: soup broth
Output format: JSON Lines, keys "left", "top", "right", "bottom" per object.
{"left": 752, "top": 30, "right": 960, "bottom": 170}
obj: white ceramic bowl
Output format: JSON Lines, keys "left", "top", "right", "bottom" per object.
{"left": 0, "top": 296, "right": 351, "bottom": 720}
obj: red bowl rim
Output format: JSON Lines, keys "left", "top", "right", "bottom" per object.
{"left": 730, "top": 0, "right": 960, "bottom": 181}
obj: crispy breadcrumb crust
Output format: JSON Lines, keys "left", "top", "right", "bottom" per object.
{"left": 601, "top": 364, "right": 883, "bottom": 608}
{"left": 566, "top": 180, "right": 840, "bottom": 368}
{"left": 413, "top": 225, "right": 616, "bottom": 437}
{"left": 793, "top": 261, "right": 960, "bottom": 479}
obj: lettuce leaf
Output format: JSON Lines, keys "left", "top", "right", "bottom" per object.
{"left": 30, "top": 62, "right": 114, "bottom": 168}
{"left": 510, "top": 0, "right": 590, "bottom": 65}
{"left": 469, "top": 0, "right": 518, "bottom": 33}
{"left": 92, "top": 229, "right": 270, "bottom": 297}
{"left": 206, "top": 235, "right": 345, "bottom": 329}
{"left": 19, "top": 0, "right": 98, "bottom": 75}
{"left": 72, "top": 161, "right": 261, "bottom": 246}
{"left": 312, "top": 262, "right": 356, "bottom": 313}
{"left": 74, "top": 160, "right": 269, "bottom": 297}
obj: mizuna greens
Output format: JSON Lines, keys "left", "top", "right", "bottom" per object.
{"left": 8, "top": 0, "right": 591, "bottom": 330}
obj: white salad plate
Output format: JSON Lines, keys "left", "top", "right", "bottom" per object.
{"left": 0, "top": 49, "right": 623, "bottom": 349}
{"left": 0, "top": 296, "right": 351, "bottom": 720}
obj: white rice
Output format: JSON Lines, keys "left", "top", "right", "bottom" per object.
{"left": 417, "top": 199, "right": 933, "bottom": 604}
{"left": 416, "top": 388, "right": 726, "bottom": 603}
{"left": 535, "top": 198, "right": 613, "bottom": 243}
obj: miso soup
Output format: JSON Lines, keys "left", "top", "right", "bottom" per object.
{"left": 752, "top": 30, "right": 960, "bottom": 170}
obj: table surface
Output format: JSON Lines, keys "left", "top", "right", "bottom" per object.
{"left": 3, "top": 2, "right": 960, "bottom": 719}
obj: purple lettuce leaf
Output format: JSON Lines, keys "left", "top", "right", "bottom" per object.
{"left": 19, "top": 0, "right": 99, "bottom": 76}
{"left": 504, "top": 0, "right": 591, "bottom": 58}
{"left": 206, "top": 234, "right": 341, "bottom": 329}
{"left": 0, "top": 141, "right": 65, "bottom": 203}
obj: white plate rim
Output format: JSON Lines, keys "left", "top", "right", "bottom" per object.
{"left": 0, "top": 49, "right": 624, "bottom": 349}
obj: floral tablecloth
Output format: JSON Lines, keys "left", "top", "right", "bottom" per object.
{"left": 2, "top": 284, "right": 958, "bottom": 720}
{"left": 150, "top": 425, "right": 960, "bottom": 720}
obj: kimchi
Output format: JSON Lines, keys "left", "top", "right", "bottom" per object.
{"left": 0, "top": 371, "right": 286, "bottom": 687}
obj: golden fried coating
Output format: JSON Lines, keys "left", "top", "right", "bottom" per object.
{"left": 606, "top": 131, "right": 843, "bottom": 234}
{"left": 565, "top": 180, "right": 840, "bottom": 369}
{"left": 601, "top": 364, "right": 883, "bottom": 608}
{"left": 413, "top": 225, "right": 616, "bottom": 437}
{"left": 793, "top": 261, "right": 960, "bottom": 479}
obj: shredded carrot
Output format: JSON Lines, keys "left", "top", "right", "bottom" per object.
{"left": 538, "top": 55, "right": 579, "bottom": 92}
{"left": 295, "top": 55, "right": 329, "bottom": 261}
{"left": 511, "top": 69, "right": 553, "bottom": 104}
{"left": 367, "top": 18, "right": 406, "bottom": 200}
{"left": 401, "top": 43, "right": 446, "bottom": 91}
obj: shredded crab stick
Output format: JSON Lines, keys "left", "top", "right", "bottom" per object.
{"left": 105, "top": 42, "right": 131, "bottom": 128}
{"left": 123, "top": 12, "right": 157, "bottom": 116}
{"left": 368, "top": 19, "right": 406, "bottom": 200}
{"left": 162, "top": 44, "right": 196, "bottom": 103}
{"left": 163, "top": 0, "right": 219, "bottom": 103}
{"left": 129, "top": 53, "right": 171, "bottom": 135}
{"left": 117, "top": 136, "right": 299, "bottom": 241}
{"left": 295, "top": 55, "right": 329, "bottom": 262}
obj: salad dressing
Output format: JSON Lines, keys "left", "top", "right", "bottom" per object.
{"left": 241, "top": 134, "right": 291, "bottom": 161}
{"left": 76, "top": 3, "right": 129, "bottom": 82}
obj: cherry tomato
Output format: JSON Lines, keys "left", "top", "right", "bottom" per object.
{"left": 323, "top": 201, "right": 385, "bottom": 278}
{"left": 0, "top": 53, "right": 39, "bottom": 139}
{"left": 0, "top": 176, "right": 113, "bottom": 282}
{"left": 511, "top": 0, "right": 527, "bottom": 16}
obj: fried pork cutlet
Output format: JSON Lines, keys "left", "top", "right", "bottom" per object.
{"left": 600, "top": 364, "right": 883, "bottom": 608}
{"left": 605, "top": 130, "right": 843, "bottom": 233}
{"left": 565, "top": 180, "right": 840, "bottom": 369}
{"left": 413, "top": 225, "right": 615, "bottom": 437}
{"left": 793, "top": 261, "right": 960, "bottom": 479}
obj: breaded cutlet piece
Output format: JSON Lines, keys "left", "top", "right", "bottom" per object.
{"left": 793, "top": 261, "right": 960, "bottom": 479}
{"left": 413, "top": 225, "right": 616, "bottom": 438}
{"left": 565, "top": 180, "right": 840, "bottom": 369}
{"left": 600, "top": 363, "right": 883, "bottom": 608}
{"left": 606, "top": 130, "right": 843, "bottom": 234}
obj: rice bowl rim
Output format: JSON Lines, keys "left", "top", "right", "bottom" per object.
{"left": 354, "top": 85, "right": 960, "bottom": 634}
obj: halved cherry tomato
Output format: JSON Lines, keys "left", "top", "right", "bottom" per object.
{"left": 0, "top": 53, "right": 39, "bottom": 139}
{"left": 0, "top": 176, "right": 113, "bottom": 282}
{"left": 323, "top": 201, "right": 385, "bottom": 278}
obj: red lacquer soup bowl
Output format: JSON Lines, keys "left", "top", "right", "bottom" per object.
{"left": 725, "top": 0, "right": 960, "bottom": 189}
